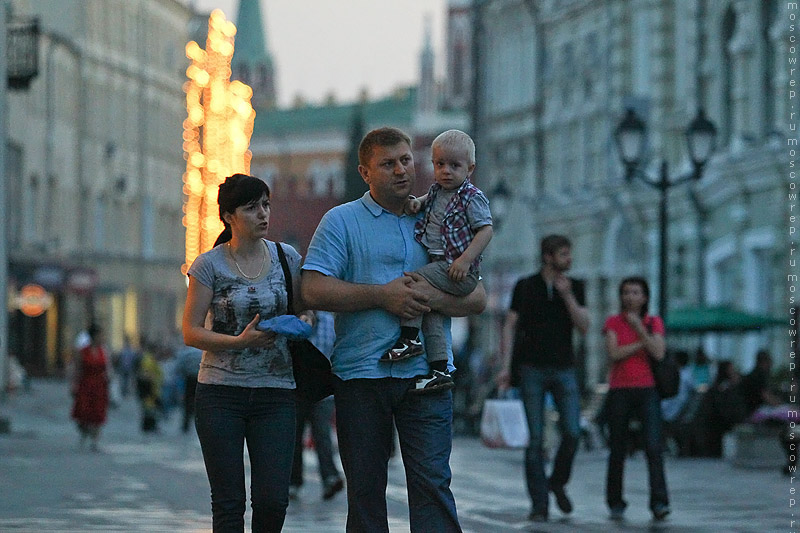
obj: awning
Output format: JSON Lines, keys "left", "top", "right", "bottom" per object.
{"left": 665, "top": 306, "right": 786, "bottom": 333}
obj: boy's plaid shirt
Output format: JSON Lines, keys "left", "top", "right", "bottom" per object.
{"left": 414, "top": 178, "right": 488, "bottom": 272}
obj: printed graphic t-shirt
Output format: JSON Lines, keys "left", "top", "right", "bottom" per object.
{"left": 187, "top": 240, "right": 301, "bottom": 389}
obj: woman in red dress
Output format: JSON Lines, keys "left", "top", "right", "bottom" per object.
{"left": 71, "top": 324, "right": 110, "bottom": 451}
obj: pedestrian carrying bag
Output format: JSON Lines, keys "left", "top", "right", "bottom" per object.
{"left": 646, "top": 320, "right": 679, "bottom": 399}
{"left": 480, "top": 395, "right": 530, "bottom": 448}
{"left": 275, "top": 243, "right": 334, "bottom": 404}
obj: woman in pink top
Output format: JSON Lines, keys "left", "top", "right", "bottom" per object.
{"left": 603, "top": 277, "right": 670, "bottom": 521}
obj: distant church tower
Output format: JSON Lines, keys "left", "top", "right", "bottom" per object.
{"left": 417, "top": 16, "right": 437, "bottom": 115}
{"left": 231, "top": 0, "right": 276, "bottom": 109}
{"left": 445, "top": 0, "right": 472, "bottom": 110}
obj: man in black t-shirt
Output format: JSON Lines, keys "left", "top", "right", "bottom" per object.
{"left": 498, "top": 235, "right": 589, "bottom": 522}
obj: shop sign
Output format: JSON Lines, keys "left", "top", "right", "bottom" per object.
{"left": 15, "top": 284, "right": 53, "bottom": 317}
{"left": 67, "top": 268, "right": 97, "bottom": 294}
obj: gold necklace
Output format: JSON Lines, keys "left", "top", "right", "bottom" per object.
{"left": 228, "top": 241, "right": 267, "bottom": 280}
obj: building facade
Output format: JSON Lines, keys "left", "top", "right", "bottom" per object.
{"left": 475, "top": 0, "right": 791, "bottom": 388}
{"left": 6, "top": 0, "right": 192, "bottom": 374}
{"left": 242, "top": 0, "right": 470, "bottom": 254}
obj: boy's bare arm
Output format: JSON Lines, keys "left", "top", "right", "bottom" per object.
{"left": 448, "top": 225, "right": 494, "bottom": 281}
{"left": 404, "top": 193, "right": 429, "bottom": 215}
{"left": 457, "top": 225, "right": 493, "bottom": 265}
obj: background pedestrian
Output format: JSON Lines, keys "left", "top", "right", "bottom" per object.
{"left": 289, "top": 310, "right": 344, "bottom": 501}
{"left": 70, "top": 324, "right": 110, "bottom": 452}
{"left": 497, "top": 234, "right": 589, "bottom": 522}
{"left": 603, "top": 277, "right": 670, "bottom": 521}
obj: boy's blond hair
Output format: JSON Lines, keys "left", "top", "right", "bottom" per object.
{"left": 431, "top": 129, "right": 475, "bottom": 165}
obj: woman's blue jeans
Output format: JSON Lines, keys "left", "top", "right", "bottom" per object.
{"left": 605, "top": 386, "right": 669, "bottom": 512}
{"left": 195, "top": 383, "right": 296, "bottom": 532}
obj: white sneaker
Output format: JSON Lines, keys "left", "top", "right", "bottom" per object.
{"left": 409, "top": 370, "right": 455, "bottom": 395}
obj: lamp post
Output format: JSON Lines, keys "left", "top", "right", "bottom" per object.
{"left": 488, "top": 179, "right": 513, "bottom": 229}
{"left": 614, "top": 108, "right": 717, "bottom": 318}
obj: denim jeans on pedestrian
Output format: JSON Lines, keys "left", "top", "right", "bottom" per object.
{"left": 291, "top": 395, "right": 339, "bottom": 487}
{"left": 605, "top": 386, "right": 669, "bottom": 512}
{"left": 333, "top": 376, "right": 461, "bottom": 533}
{"left": 195, "top": 383, "right": 296, "bottom": 533}
{"left": 518, "top": 365, "right": 581, "bottom": 516}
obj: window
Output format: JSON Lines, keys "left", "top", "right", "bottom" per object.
{"left": 632, "top": 10, "right": 651, "bottom": 97}
{"left": 721, "top": 6, "right": 736, "bottom": 146}
{"left": 761, "top": 0, "right": 777, "bottom": 136}
{"left": 94, "top": 196, "right": 106, "bottom": 250}
{"left": 713, "top": 255, "right": 739, "bottom": 360}
{"left": 583, "top": 33, "right": 599, "bottom": 99}
{"left": 141, "top": 195, "right": 153, "bottom": 258}
{"left": 561, "top": 43, "right": 574, "bottom": 103}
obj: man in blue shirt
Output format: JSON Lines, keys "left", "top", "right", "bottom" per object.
{"left": 302, "top": 127, "right": 486, "bottom": 532}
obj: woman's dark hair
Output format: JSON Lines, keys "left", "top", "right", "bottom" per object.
{"left": 213, "top": 174, "right": 270, "bottom": 246}
{"left": 618, "top": 276, "right": 650, "bottom": 317}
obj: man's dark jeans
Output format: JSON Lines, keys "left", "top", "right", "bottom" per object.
{"left": 195, "top": 383, "right": 296, "bottom": 532}
{"left": 605, "top": 387, "right": 669, "bottom": 512}
{"left": 518, "top": 365, "right": 581, "bottom": 516}
{"left": 333, "top": 377, "right": 462, "bottom": 533}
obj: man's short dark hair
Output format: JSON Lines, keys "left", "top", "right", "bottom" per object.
{"left": 541, "top": 234, "right": 571, "bottom": 259}
{"left": 358, "top": 127, "right": 412, "bottom": 167}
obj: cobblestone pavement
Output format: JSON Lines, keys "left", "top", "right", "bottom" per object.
{"left": 0, "top": 379, "right": 791, "bottom": 532}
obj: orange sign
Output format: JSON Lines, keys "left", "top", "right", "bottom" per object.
{"left": 17, "top": 284, "right": 53, "bottom": 317}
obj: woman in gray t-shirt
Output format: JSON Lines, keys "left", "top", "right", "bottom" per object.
{"left": 183, "top": 174, "right": 309, "bottom": 532}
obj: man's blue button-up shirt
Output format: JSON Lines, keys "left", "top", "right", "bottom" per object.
{"left": 302, "top": 192, "right": 452, "bottom": 380}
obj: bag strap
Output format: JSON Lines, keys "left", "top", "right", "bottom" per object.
{"left": 274, "top": 243, "right": 295, "bottom": 315}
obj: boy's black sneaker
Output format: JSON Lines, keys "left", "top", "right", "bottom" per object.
{"left": 408, "top": 370, "right": 455, "bottom": 395}
{"left": 380, "top": 337, "right": 424, "bottom": 362}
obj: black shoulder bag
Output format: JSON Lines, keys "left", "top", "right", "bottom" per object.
{"left": 646, "top": 319, "right": 679, "bottom": 399}
{"left": 275, "top": 243, "right": 334, "bottom": 403}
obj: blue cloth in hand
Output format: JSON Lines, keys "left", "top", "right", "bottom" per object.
{"left": 256, "top": 315, "right": 312, "bottom": 340}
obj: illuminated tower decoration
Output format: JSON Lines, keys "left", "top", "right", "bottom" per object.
{"left": 182, "top": 9, "right": 256, "bottom": 274}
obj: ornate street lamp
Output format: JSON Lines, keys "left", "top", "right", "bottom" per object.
{"left": 685, "top": 108, "right": 717, "bottom": 175}
{"left": 614, "top": 108, "right": 646, "bottom": 177}
{"left": 489, "top": 179, "right": 512, "bottom": 229}
{"left": 614, "top": 108, "right": 717, "bottom": 318}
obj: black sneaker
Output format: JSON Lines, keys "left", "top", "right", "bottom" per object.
{"left": 652, "top": 503, "right": 671, "bottom": 521}
{"left": 609, "top": 504, "right": 626, "bottom": 521}
{"left": 549, "top": 483, "right": 573, "bottom": 514}
{"left": 528, "top": 510, "right": 548, "bottom": 522}
{"left": 408, "top": 370, "right": 455, "bottom": 395}
{"left": 380, "top": 337, "right": 424, "bottom": 362}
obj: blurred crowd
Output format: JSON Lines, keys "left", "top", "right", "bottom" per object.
{"left": 452, "top": 340, "right": 791, "bottom": 469}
